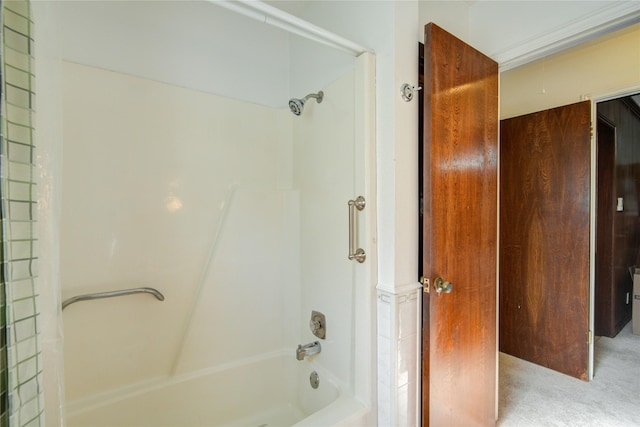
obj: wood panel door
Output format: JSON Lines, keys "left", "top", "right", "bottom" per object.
{"left": 421, "top": 23, "right": 498, "bottom": 426}
{"left": 500, "top": 101, "right": 591, "bottom": 381}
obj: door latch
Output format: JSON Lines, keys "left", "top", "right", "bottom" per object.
{"left": 420, "top": 276, "right": 430, "bottom": 293}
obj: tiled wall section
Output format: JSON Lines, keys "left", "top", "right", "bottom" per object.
{"left": 377, "top": 285, "right": 421, "bottom": 427}
{"left": 1, "top": 0, "right": 46, "bottom": 425}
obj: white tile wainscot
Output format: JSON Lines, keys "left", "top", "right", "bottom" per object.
{"left": 377, "top": 284, "right": 421, "bottom": 427}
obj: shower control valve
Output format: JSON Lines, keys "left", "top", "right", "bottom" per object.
{"left": 310, "top": 310, "right": 326, "bottom": 339}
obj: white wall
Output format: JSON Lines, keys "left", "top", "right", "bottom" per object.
{"left": 56, "top": 0, "right": 367, "bottom": 109}
{"left": 289, "top": 3, "right": 423, "bottom": 425}
{"left": 419, "top": 1, "right": 471, "bottom": 44}
{"left": 294, "top": 69, "right": 357, "bottom": 387}
{"left": 52, "top": 0, "right": 416, "bottom": 298}
{"left": 39, "top": 1, "right": 640, "bottom": 426}
{"left": 45, "top": 2, "right": 372, "bottom": 421}
{"left": 56, "top": 1, "right": 290, "bottom": 107}
{"left": 60, "top": 61, "right": 291, "bottom": 399}
{"left": 501, "top": 22, "right": 640, "bottom": 119}
{"left": 288, "top": 34, "right": 355, "bottom": 102}
{"left": 289, "top": 1, "right": 401, "bottom": 288}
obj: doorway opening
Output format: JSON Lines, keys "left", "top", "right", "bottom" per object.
{"left": 594, "top": 92, "right": 640, "bottom": 355}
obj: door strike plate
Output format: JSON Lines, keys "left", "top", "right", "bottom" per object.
{"left": 420, "top": 276, "right": 430, "bottom": 293}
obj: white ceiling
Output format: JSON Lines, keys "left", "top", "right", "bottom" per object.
{"left": 265, "top": 0, "right": 640, "bottom": 70}
{"left": 468, "top": 1, "right": 640, "bottom": 70}
{"left": 54, "top": 0, "right": 640, "bottom": 107}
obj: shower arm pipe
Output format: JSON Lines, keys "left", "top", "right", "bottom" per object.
{"left": 61, "top": 287, "right": 165, "bottom": 311}
{"left": 210, "top": 0, "right": 373, "bottom": 57}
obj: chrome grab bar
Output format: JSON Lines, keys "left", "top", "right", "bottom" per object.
{"left": 348, "top": 196, "right": 366, "bottom": 263}
{"left": 62, "top": 287, "right": 165, "bottom": 311}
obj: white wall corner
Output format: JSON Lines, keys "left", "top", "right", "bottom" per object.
{"left": 377, "top": 285, "right": 421, "bottom": 426}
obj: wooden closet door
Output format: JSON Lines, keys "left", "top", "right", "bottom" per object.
{"left": 500, "top": 101, "right": 591, "bottom": 381}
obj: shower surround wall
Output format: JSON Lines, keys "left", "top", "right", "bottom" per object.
{"left": 60, "top": 61, "right": 294, "bottom": 400}
{"left": 59, "top": 56, "right": 371, "bottom": 424}
{"left": 35, "top": 1, "right": 374, "bottom": 424}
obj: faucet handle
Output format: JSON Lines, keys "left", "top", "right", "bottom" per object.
{"left": 310, "top": 311, "right": 326, "bottom": 339}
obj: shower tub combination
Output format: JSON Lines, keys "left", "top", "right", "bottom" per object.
{"left": 67, "top": 355, "right": 365, "bottom": 426}
{"left": 50, "top": 1, "right": 375, "bottom": 426}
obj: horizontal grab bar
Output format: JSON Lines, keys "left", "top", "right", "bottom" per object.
{"left": 62, "top": 287, "right": 165, "bottom": 311}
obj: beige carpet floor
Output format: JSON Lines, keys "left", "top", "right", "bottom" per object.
{"left": 498, "top": 322, "right": 640, "bottom": 426}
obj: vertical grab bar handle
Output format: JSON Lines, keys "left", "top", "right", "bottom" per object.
{"left": 348, "top": 196, "right": 366, "bottom": 263}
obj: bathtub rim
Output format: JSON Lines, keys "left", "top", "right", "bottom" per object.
{"left": 64, "top": 349, "right": 350, "bottom": 420}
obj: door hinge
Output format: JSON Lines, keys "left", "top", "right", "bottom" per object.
{"left": 587, "top": 330, "right": 593, "bottom": 345}
{"left": 420, "top": 276, "right": 430, "bottom": 293}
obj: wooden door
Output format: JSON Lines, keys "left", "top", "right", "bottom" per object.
{"left": 421, "top": 23, "right": 498, "bottom": 426}
{"left": 500, "top": 101, "right": 591, "bottom": 381}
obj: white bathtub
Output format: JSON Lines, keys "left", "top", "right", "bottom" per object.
{"left": 65, "top": 352, "right": 368, "bottom": 427}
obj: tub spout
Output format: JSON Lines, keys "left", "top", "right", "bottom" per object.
{"left": 296, "top": 341, "right": 321, "bottom": 361}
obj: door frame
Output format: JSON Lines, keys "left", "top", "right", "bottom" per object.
{"left": 583, "top": 82, "right": 640, "bottom": 379}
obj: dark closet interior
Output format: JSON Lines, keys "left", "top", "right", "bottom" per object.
{"left": 595, "top": 94, "right": 640, "bottom": 337}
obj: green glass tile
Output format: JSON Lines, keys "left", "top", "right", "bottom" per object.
{"left": 0, "top": 283, "right": 5, "bottom": 308}
{"left": 2, "top": 0, "right": 44, "bottom": 424}
{"left": 10, "top": 259, "right": 34, "bottom": 281}
{"left": 3, "top": 28, "right": 30, "bottom": 54}
{"left": 13, "top": 318, "right": 34, "bottom": 340}
{"left": 20, "top": 400, "right": 42, "bottom": 426}
{"left": 4, "top": 9, "right": 30, "bottom": 36}
{"left": 15, "top": 338, "right": 35, "bottom": 364}
{"left": 5, "top": 67, "right": 29, "bottom": 92}
{"left": 9, "top": 201, "right": 33, "bottom": 220}
{"left": 10, "top": 241, "right": 32, "bottom": 260}
{"left": 8, "top": 222, "right": 33, "bottom": 241}
{"left": 11, "top": 300, "right": 35, "bottom": 322}
{"left": 9, "top": 280, "right": 35, "bottom": 301}
{"left": 7, "top": 121, "right": 32, "bottom": 145}
{"left": 8, "top": 181, "right": 32, "bottom": 201}
{"left": 5, "top": 85, "right": 30, "bottom": 110}
{"left": 8, "top": 143, "right": 32, "bottom": 164}
{"left": 8, "top": 162, "right": 32, "bottom": 183}
{"left": 6, "top": 104, "right": 31, "bottom": 127}
{"left": 4, "top": 1, "right": 31, "bottom": 21}
{"left": 4, "top": 48, "right": 31, "bottom": 74}
{"left": 25, "top": 414, "right": 43, "bottom": 427}
{"left": 16, "top": 357, "right": 36, "bottom": 381}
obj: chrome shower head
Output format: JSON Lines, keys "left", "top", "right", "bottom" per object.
{"left": 288, "top": 91, "right": 324, "bottom": 116}
{"left": 289, "top": 98, "right": 304, "bottom": 116}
